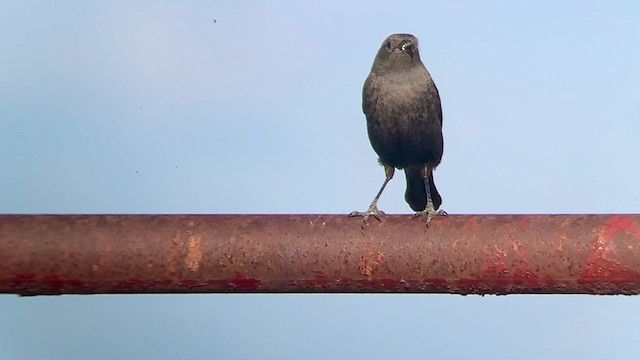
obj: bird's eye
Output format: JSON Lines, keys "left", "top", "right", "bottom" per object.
{"left": 385, "top": 41, "right": 391, "bottom": 50}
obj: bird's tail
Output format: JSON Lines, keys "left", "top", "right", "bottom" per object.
{"left": 404, "top": 167, "right": 442, "bottom": 211}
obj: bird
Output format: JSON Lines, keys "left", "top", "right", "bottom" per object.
{"left": 350, "top": 33, "right": 447, "bottom": 231}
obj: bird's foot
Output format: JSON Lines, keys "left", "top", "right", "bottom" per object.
{"left": 349, "top": 203, "right": 385, "bottom": 235}
{"left": 412, "top": 206, "right": 447, "bottom": 229}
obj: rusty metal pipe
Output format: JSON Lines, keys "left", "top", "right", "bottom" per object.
{"left": 1, "top": 215, "right": 640, "bottom": 295}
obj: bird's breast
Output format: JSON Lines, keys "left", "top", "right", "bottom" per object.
{"left": 364, "top": 74, "right": 443, "bottom": 168}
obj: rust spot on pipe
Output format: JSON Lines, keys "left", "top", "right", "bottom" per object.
{"left": 359, "top": 247, "right": 385, "bottom": 278}
{"left": 185, "top": 234, "right": 203, "bottom": 272}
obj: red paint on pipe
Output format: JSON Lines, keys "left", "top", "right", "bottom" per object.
{"left": 602, "top": 216, "right": 640, "bottom": 239}
{"left": 229, "top": 273, "right": 262, "bottom": 291}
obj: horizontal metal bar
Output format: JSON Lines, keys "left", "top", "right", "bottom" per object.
{"left": 1, "top": 214, "right": 639, "bottom": 295}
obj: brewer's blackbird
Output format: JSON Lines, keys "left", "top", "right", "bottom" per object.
{"left": 350, "top": 33, "right": 446, "bottom": 230}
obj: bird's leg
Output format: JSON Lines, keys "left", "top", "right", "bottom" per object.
{"left": 413, "top": 166, "right": 447, "bottom": 228}
{"left": 350, "top": 165, "right": 395, "bottom": 234}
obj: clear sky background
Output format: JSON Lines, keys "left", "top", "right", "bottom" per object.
{"left": 1, "top": 1, "right": 640, "bottom": 359}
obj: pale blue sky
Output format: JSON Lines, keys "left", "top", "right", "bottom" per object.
{"left": 1, "top": 1, "right": 640, "bottom": 359}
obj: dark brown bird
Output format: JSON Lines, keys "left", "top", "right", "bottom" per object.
{"left": 350, "top": 33, "right": 446, "bottom": 230}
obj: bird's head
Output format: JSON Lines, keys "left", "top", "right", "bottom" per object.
{"left": 372, "top": 34, "right": 422, "bottom": 72}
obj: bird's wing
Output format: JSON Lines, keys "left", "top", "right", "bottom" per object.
{"left": 362, "top": 72, "right": 378, "bottom": 117}
{"left": 431, "top": 83, "right": 443, "bottom": 127}
{"left": 415, "top": 76, "right": 443, "bottom": 128}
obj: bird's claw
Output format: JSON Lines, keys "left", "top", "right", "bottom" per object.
{"left": 412, "top": 207, "right": 447, "bottom": 228}
{"left": 349, "top": 210, "right": 385, "bottom": 221}
{"left": 349, "top": 205, "right": 385, "bottom": 235}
